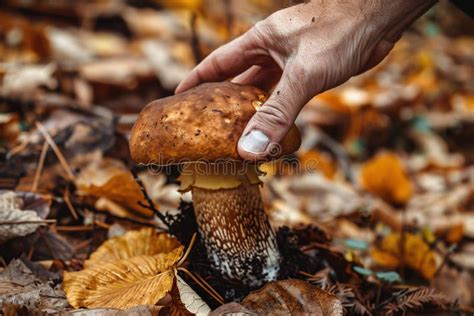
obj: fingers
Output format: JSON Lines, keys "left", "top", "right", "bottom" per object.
{"left": 232, "top": 64, "right": 282, "bottom": 92}
{"left": 175, "top": 31, "right": 263, "bottom": 94}
{"left": 237, "top": 63, "right": 313, "bottom": 161}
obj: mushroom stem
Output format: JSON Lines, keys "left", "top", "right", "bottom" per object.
{"left": 191, "top": 182, "right": 280, "bottom": 287}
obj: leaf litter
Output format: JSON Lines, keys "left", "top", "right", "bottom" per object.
{"left": 1, "top": 0, "right": 474, "bottom": 315}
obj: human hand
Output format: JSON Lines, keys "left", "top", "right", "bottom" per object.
{"left": 176, "top": 0, "right": 436, "bottom": 160}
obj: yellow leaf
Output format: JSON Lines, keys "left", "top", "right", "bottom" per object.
{"left": 371, "top": 233, "right": 437, "bottom": 279}
{"left": 299, "top": 150, "right": 336, "bottom": 179}
{"left": 85, "top": 228, "right": 181, "bottom": 268}
{"left": 64, "top": 248, "right": 183, "bottom": 309}
{"left": 360, "top": 152, "right": 412, "bottom": 205}
{"left": 155, "top": 0, "right": 202, "bottom": 11}
{"left": 76, "top": 158, "right": 154, "bottom": 218}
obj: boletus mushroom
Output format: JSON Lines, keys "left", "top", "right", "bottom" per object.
{"left": 129, "top": 82, "right": 301, "bottom": 286}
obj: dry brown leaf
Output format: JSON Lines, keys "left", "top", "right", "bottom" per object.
{"left": 212, "top": 279, "right": 343, "bottom": 315}
{"left": 0, "top": 259, "right": 68, "bottom": 313}
{"left": 85, "top": 228, "right": 181, "bottom": 268}
{"left": 0, "top": 191, "right": 47, "bottom": 243}
{"left": 69, "top": 304, "right": 165, "bottom": 316}
{"left": 371, "top": 233, "right": 437, "bottom": 279}
{"left": 64, "top": 248, "right": 183, "bottom": 309}
{"left": 360, "top": 152, "right": 413, "bottom": 205}
{"left": 76, "top": 159, "right": 154, "bottom": 218}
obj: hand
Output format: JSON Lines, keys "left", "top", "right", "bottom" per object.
{"left": 176, "top": 0, "right": 436, "bottom": 160}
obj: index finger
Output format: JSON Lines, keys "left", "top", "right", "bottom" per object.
{"left": 175, "top": 32, "right": 262, "bottom": 93}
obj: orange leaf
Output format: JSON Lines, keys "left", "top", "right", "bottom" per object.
{"left": 299, "top": 150, "right": 336, "bottom": 179}
{"left": 371, "top": 233, "right": 437, "bottom": 279}
{"left": 360, "top": 152, "right": 412, "bottom": 205}
{"left": 76, "top": 158, "right": 154, "bottom": 218}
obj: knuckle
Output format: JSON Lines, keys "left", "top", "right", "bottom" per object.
{"left": 209, "top": 54, "right": 226, "bottom": 79}
{"left": 256, "top": 102, "right": 292, "bottom": 128}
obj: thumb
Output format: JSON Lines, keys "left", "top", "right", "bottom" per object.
{"left": 237, "top": 66, "right": 311, "bottom": 161}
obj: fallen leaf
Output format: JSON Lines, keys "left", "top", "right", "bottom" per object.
{"left": 0, "top": 191, "right": 47, "bottom": 243}
{"left": 0, "top": 63, "right": 57, "bottom": 97}
{"left": 299, "top": 150, "right": 337, "bottom": 179}
{"left": 172, "top": 274, "right": 211, "bottom": 316}
{"left": 64, "top": 228, "right": 183, "bottom": 310}
{"left": 85, "top": 228, "right": 181, "bottom": 268}
{"left": 371, "top": 233, "right": 438, "bottom": 279}
{"left": 0, "top": 259, "right": 68, "bottom": 313}
{"left": 69, "top": 305, "right": 165, "bottom": 316}
{"left": 64, "top": 249, "right": 182, "bottom": 309}
{"left": 76, "top": 159, "right": 154, "bottom": 218}
{"left": 212, "top": 279, "right": 343, "bottom": 315}
{"left": 360, "top": 152, "right": 413, "bottom": 205}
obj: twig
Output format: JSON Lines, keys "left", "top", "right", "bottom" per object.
{"left": 8, "top": 140, "right": 28, "bottom": 157}
{"left": 32, "top": 141, "right": 49, "bottom": 192}
{"left": 314, "top": 129, "right": 355, "bottom": 183}
{"left": 190, "top": 12, "right": 202, "bottom": 64}
{"left": 0, "top": 219, "right": 56, "bottom": 225}
{"left": 433, "top": 243, "right": 457, "bottom": 277}
{"left": 298, "top": 270, "right": 315, "bottom": 278}
{"left": 131, "top": 168, "right": 169, "bottom": 228}
{"left": 35, "top": 121, "right": 75, "bottom": 181}
{"left": 177, "top": 267, "right": 224, "bottom": 305}
{"left": 55, "top": 225, "right": 101, "bottom": 232}
{"left": 193, "top": 270, "right": 224, "bottom": 303}
{"left": 73, "top": 201, "right": 161, "bottom": 229}
{"left": 224, "top": 0, "right": 234, "bottom": 39}
{"left": 178, "top": 233, "right": 197, "bottom": 267}
{"left": 399, "top": 213, "right": 407, "bottom": 280}
{"left": 63, "top": 187, "right": 79, "bottom": 220}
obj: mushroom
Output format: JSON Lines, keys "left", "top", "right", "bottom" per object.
{"left": 129, "top": 82, "right": 301, "bottom": 286}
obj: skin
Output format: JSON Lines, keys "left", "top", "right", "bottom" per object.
{"left": 176, "top": 0, "right": 437, "bottom": 161}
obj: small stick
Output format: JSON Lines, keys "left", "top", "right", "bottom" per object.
{"left": 178, "top": 233, "right": 197, "bottom": 267}
{"left": 73, "top": 201, "right": 161, "bottom": 229}
{"left": 32, "top": 141, "right": 49, "bottom": 192}
{"left": 193, "top": 271, "right": 224, "bottom": 302}
{"left": 35, "top": 121, "right": 75, "bottom": 181}
{"left": 63, "top": 187, "right": 79, "bottom": 220}
{"left": 190, "top": 12, "right": 202, "bottom": 64}
{"left": 224, "top": 0, "right": 234, "bottom": 39}
{"left": 55, "top": 225, "right": 99, "bottom": 232}
{"left": 177, "top": 267, "right": 224, "bottom": 305}
{"left": 0, "top": 219, "right": 56, "bottom": 225}
{"left": 298, "top": 270, "right": 315, "bottom": 278}
{"left": 8, "top": 140, "right": 28, "bottom": 157}
{"left": 131, "top": 168, "right": 169, "bottom": 228}
{"left": 93, "top": 220, "right": 110, "bottom": 229}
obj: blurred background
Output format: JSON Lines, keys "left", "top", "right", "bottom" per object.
{"left": 1, "top": 0, "right": 474, "bottom": 313}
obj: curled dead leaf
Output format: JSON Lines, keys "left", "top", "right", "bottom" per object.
{"left": 212, "top": 279, "right": 343, "bottom": 316}
{"left": 0, "top": 191, "right": 48, "bottom": 243}
{"left": 76, "top": 159, "right": 154, "bottom": 218}
{"left": 371, "top": 233, "right": 438, "bottom": 279}
{"left": 360, "top": 152, "right": 413, "bottom": 205}
{"left": 64, "top": 248, "right": 183, "bottom": 309}
{"left": 85, "top": 228, "right": 181, "bottom": 268}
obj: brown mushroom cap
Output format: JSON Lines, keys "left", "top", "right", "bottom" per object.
{"left": 129, "top": 82, "right": 301, "bottom": 165}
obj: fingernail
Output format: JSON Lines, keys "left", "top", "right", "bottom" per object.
{"left": 239, "top": 130, "right": 270, "bottom": 154}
